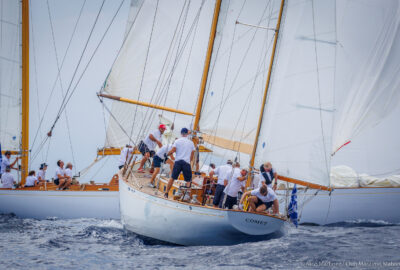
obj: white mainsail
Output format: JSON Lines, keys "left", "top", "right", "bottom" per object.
{"left": 103, "top": 0, "right": 215, "bottom": 147}
{"left": 198, "top": 0, "right": 281, "bottom": 165}
{"left": 0, "top": 0, "right": 22, "bottom": 151}
{"left": 332, "top": 0, "right": 400, "bottom": 155}
{"left": 254, "top": 0, "right": 336, "bottom": 187}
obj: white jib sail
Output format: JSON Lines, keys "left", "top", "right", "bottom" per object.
{"left": 103, "top": 0, "right": 215, "bottom": 148}
{"left": 254, "top": 0, "right": 336, "bottom": 187}
{"left": 0, "top": 0, "right": 22, "bottom": 151}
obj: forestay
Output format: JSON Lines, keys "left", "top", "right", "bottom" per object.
{"left": 0, "top": 0, "right": 22, "bottom": 151}
{"left": 254, "top": 0, "right": 336, "bottom": 187}
{"left": 198, "top": 0, "right": 281, "bottom": 163}
{"left": 103, "top": 0, "right": 214, "bottom": 147}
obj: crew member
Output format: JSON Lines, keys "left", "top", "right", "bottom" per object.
{"left": 1, "top": 166, "right": 15, "bottom": 188}
{"left": 65, "top": 163, "right": 78, "bottom": 185}
{"left": 54, "top": 160, "right": 71, "bottom": 190}
{"left": 37, "top": 163, "right": 48, "bottom": 183}
{"left": 241, "top": 185, "right": 279, "bottom": 214}
{"left": 137, "top": 124, "right": 166, "bottom": 173}
{"left": 164, "top": 128, "right": 195, "bottom": 198}
{"left": 209, "top": 160, "right": 233, "bottom": 208}
{"left": 118, "top": 145, "right": 134, "bottom": 170}
{"left": 148, "top": 143, "right": 174, "bottom": 188}
{"left": 1, "top": 151, "right": 19, "bottom": 177}
{"left": 259, "top": 162, "right": 278, "bottom": 190}
{"left": 223, "top": 163, "right": 248, "bottom": 209}
{"left": 25, "top": 170, "right": 38, "bottom": 187}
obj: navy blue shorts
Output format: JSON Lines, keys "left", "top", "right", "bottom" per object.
{"left": 138, "top": 141, "right": 155, "bottom": 157}
{"left": 171, "top": 160, "right": 192, "bottom": 182}
{"left": 153, "top": 155, "right": 167, "bottom": 168}
{"left": 213, "top": 184, "right": 225, "bottom": 207}
{"left": 224, "top": 194, "right": 237, "bottom": 209}
{"left": 255, "top": 197, "right": 274, "bottom": 209}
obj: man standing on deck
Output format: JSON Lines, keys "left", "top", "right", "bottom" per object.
{"left": 118, "top": 145, "right": 134, "bottom": 170}
{"left": 148, "top": 143, "right": 175, "bottom": 188}
{"left": 223, "top": 163, "right": 248, "bottom": 209}
{"left": 209, "top": 160, "right": 233, "bottom": 208}
{"left": 164, "top": 128, "right": 195, "bottom": 198}
{"left": 137, "top": 124, "right": 166, "bottom": 173}
{"left": 259, "top": 162, "right": 278, "bottom": 190}
{"left": 1, "top": 151, "right": 19, "bottom": 177}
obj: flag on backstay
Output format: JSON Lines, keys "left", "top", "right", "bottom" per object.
{"left": 288, "top": 184, "right": 298, "bottom": 227}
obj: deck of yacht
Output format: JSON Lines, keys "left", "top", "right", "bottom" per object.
{"left": 122, "top": 168, "right": 287, "bottom": 221}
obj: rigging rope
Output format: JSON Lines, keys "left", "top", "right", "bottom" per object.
{"left": 30, "top": 0, "right": 87, "bottom": 154}
{"left": 129, "top": 0, "right": 160, "bottom": 140}
{"left": 46, "top": 0, "right": 77, "bottom": 171}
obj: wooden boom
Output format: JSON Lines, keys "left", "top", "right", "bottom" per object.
{"left": 98, "top": 93, "right": 194, "bottom": 116}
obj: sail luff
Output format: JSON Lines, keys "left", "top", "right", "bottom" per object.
{"left": 193, "top": 0, "right": 221, "bottom": 132}
{"left": 21, "top": 0, "right": 29, "bottom": 185}
{"left": 247, "top": 0, "right": 285, "bottom": 186}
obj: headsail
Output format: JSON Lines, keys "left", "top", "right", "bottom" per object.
{"left": 254, "top": 0, "right": 336, "bottom": 187}
{"left": 102, "top": 0, "right": 215, "bottom": 147}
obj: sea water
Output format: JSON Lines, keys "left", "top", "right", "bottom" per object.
{"left": 0, "top": 214, "right": 399, "bottom": 269}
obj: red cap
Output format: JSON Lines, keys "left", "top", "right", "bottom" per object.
{"left": 159, "top": 124, "right": 166, "bottom": 130}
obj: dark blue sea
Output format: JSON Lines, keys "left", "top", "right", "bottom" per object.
{"left": 0, "top": 214, "right": 399, "bottom": 269}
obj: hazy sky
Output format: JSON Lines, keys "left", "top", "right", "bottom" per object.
{"left": 29, "top": 0, "right": 130, "bottom": 182}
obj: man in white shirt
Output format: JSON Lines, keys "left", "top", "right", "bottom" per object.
{"left": 54, "top": 160, "right": 71, "bottom": 190}
{"left": 137, "top": 124, "right": 166, "bottom": 173}
{"left": 148, "top": 144, "right": 174, "bottom": 188}
{"left": 65, "top": 163, "right": 78, "bottom": 185}
{"left": 118, "top": 145, "right": 134, "bottom": 170}
{"left": 223, "top": 164, "right": 248, "bottom": 209}
{"left": 209, "top": 160, "right": 233, "bottom": 208}
{"left": 1, "top": 166, "right": 15, "bottom": 188}
{"left": 164, "top": 128, "right": 195, "bottom": 198}
{"left": 37, "top": 163, "right": 48, "bottom": 183}
{"left": 240, "top": 185, "right": 279, "bottom": 214}
{"left": 1, "top": 151, "right": 19, "bottom": 176}
{"left": 25, "top": 170, "right": 38, "bottom": 187}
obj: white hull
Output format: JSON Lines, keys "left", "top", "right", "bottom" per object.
{"left": 0, "top": 189, "right": 120, "bottom": 219}
{"left": 120, "top": 179, "right": 284, "bottom": 246}
{"left": 279, "top": 187, "right": 400, "bottom": 225}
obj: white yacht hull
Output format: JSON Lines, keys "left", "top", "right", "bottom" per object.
{"left": 120, "top": 179, "right": 285, "bottom": 246}
{"left": 0, "top": 189, "right": 120, "bottom": 219}
{"left": 279, "top": 187, "right": 400, "bottom": 225}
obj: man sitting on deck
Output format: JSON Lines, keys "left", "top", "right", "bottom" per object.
{"left": 240, "top": 185, "right": 279, "bottom": 214}
{"left": 164, "top": 128, "right": 195, "bottom": 198}
{"left": 148, "top": 143, "right": 175, "bottom": 188}
{"left": 223, "top": 163, "right": 248, "bottom": 209}
{"left": 137, "top": 124, "right": 166, "bottom": 173}
{"left": 1, "top": 166, "right": 15, "bottom": 188}
{"left": 25, "top": 170, "right": 38, "bottom": 187}
{"left": 65, "top": 163, "right": 79, "bottom": 185}
{"left": 54, "top": 160, "right": 71, "bottom": 190}
{"left": 259, "top": 162, "right": 278, "bottom": 190}
{"left": 37, "top": 163, "right": 48, "bottom": 183}
{"left": 209, "top": 160, "right": 233, "bottom": 208}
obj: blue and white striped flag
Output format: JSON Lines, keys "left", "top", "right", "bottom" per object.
{"left": 288, "top": 184, "right": 298, "bottom": 227}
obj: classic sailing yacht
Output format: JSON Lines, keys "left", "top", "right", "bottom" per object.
{"left": 0, "top": 0, "right": 119, "bottom": 219}
{"left": 101, "top": 0, "right": 400, "bottom": 240}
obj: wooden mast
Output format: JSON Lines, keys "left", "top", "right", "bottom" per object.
{"left": 193, "top": 0, "right": 222, "bottom": 132}
{"left": 21, "top": 0, "right": 30, "bottom": 185}
{"left": 247, "top": 0, "right": 285, "bottom": 187}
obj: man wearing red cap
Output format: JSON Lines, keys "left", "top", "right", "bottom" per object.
{"left": 137, "top": 124, "right": 166, "bottom": 173}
